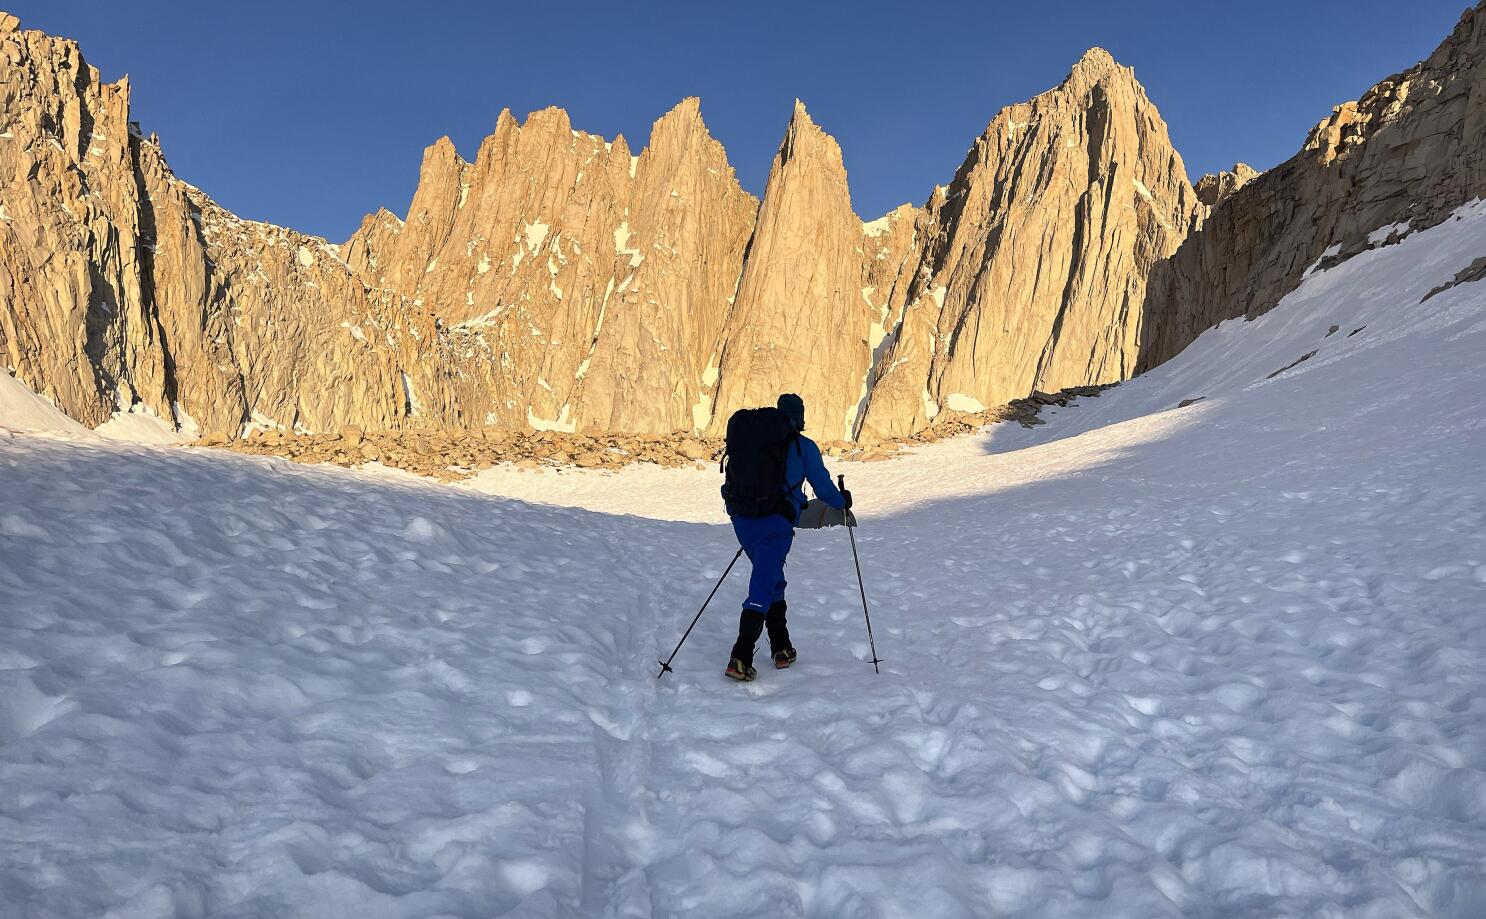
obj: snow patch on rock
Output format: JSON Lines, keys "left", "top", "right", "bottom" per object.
{"left": 522, "top": 221, "right": 549, "bottom": 253}
{"left": 945, "top": 392, "right": 987, "bottom": 413}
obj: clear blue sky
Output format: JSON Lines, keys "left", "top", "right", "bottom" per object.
{"left": 10, "top": 0, "right": 1470, "bottom": 241}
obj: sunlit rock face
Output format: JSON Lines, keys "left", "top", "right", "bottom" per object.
{"left": 4, "top": 11, "right": 1222, "bottom": 441}
{"left": 1140, "top": 4, "right": 1486, "bottom": 372}
{"left": 342, "top": 98, "right": 759, "bottom": 435}
{"left": 857, "top": 48, "right": 1201, "bottom": 439}
{"left": 0, "top": 15, "right": 480, "bottom": 437}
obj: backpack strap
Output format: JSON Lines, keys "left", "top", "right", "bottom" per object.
{"left": 782, "top": 434, "right": 806, "bottom": 501}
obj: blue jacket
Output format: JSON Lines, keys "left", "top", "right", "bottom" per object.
{"left": 784, "top": 435, "right": 846, "bottom": 518}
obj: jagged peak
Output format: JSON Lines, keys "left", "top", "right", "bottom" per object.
{"left": 649, "top": 96, "right": 710, "bottom": 142}
{"left": 1061, "top": 45, "right": 1143, "bottom": 96}
{"left": 423, "top": 135, "right": 466, "bottom": 168}
{"left": 469, "top": 105, "right": 608, "bottom": 166}
{"left": 749, "top": 95, "right": 855, "bottom": 218}
{"left": 467, "top": 110, "right": 520, "bottom": 169}
{"left": 973, "top": 44, "right": 1155, "bottom": 146}
{"left": 0, "top": 11, "right": 19, "bottom": 33}
{"left": 522, "top": 105, "right": 572, "bottom": 134}
{"left": 1072, "top": 46, "right": 1119, "bottom": 73}
{"left": 662, "top": 96, "right": 703, "bottom": 121}
{"left": 782, "top": 98, "right": 830, "bottom": 142}
{"left": 101, "top": 71, "right": 136, "bottom": 109}
{"left": 771, "top": 97, "right": 843, "bottom": 171}
{"left": 641, "top": 98, "right": 752, "bottom": 202}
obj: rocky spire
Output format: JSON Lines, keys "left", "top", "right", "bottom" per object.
{"left": 857, "top": 48, "right": 1201, "bottom": 438}
{"left": 574, "top": 97, "right": 757, "bottom": 433}
{"left": 708, "top": 101, "right": 871, "bottom": 440}
{"left": 340, "top": 96, "right": 757, "bottom": 434}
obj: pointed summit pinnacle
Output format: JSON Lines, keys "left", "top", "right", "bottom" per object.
{"left": 789, "top": 98, "right": 816, "bottom": 129}
{"left": 776, "top": 98, "right": 840, "bottom": 169}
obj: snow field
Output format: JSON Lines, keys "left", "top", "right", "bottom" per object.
{"left": 0, "top": 443, "right": 656, "bottom": 915}
{"left": 2, "top": 202, "right": 1486, "bottom": 915}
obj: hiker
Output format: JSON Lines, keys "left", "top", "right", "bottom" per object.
{"left": 719, "top": 393, "right": 852, "bottom": 681}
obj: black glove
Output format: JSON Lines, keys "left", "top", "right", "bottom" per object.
{"left": 840, "top": 489, "right": 853, "bottom": 510}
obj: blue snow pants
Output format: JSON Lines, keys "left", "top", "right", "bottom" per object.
{"left": 730, "top": 513, "right": 795, "bottom": 613}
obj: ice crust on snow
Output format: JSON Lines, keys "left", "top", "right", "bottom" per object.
{"left": 3, "top": 204, "right": 1486, "bottom": 916}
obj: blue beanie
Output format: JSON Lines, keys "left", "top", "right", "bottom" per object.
{"left": 777, "top": 393, "right": 805, "bottom": 430}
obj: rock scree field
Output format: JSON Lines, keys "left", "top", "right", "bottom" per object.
{"left": 2, "top": 195, "right": 1485, "bottom": 916}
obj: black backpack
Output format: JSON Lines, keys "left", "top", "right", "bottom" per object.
{"left": 720, "top": 407, "right": 803, "bottom": 519}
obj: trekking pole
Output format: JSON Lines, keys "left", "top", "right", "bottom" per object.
{"left": 657, "top": 547, "right": 744, "bottom": 678}
{"left": 840, "top": 474, "right": 883, "bottom": 674}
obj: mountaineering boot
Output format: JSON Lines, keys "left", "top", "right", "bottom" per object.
{"left": 724, "top": 657, "right": 757, "bottom": 682}
{"left": 726, "top": 608, "right": 764, "bottom": 681}
{"left": 766, "top": 600, "right": 796, "bottom": 669}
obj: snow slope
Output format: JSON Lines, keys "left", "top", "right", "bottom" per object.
{"left": 0, "top": 371, "right": 90, "bottom": 438}
{"left": 93, "top": 403, "right": 196, "bottom": 445}
{"left": 3, "top": 204, "right": 1486, "bottom": 917}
